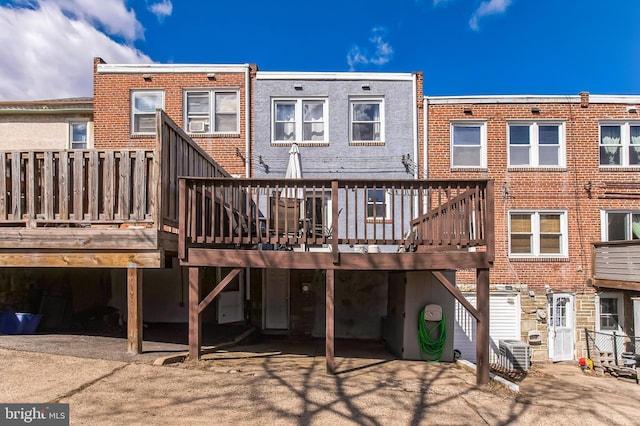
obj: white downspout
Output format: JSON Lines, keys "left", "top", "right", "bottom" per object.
{"left": 244, "top": 65, "right": 251, "bottom": 302}
{"left": 412, "top": 73, "right": 419, "bottom": 180}
{"left": 423, "top": 95, "right": 428, "bottom": 180}
{"left": 245, "top": 64, "right": 251, "bottom": 178}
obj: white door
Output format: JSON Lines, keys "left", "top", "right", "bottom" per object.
{"left": 264, "top": 269, "right": 289, "bottom": 329}
{"left": 453, "top": 292, "right": 521, "bottom": 363}
{"left": 217, "top": 291, "right": 243, "bottom": 324}
{"left": 217, "top": 268, "right": 244, "bottom": 324}
{"left": 548, "top": 293, "right": 575, "bottom": 361}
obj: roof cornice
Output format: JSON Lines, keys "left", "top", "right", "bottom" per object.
{"left": 257, "top": 71, "right": 415, "bottom": 81}
{"left": 425, "top": 94, "right": 640, "bottom": 104}
{"left": 97, "top": 63, "right": 251, "bottom": 74}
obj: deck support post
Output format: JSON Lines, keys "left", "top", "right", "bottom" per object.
{"left": 326, "top": 268, "right": 335, "bottom": 374}
{"left": 127, "top": 263, "right": 143, "bottom": 354}
{"left": 476, "top": 268, "right": 490, "bottom": 385}
{"left": 189, "top": 267, "right": 202, "bottom": 360}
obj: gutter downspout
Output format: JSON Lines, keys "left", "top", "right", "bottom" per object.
{"left": 245, "top": 65, "right": 251, "bottom": 178}
{"left": 423, "top": 96, "right": 429, "bottom": 180}
{"left": 412, "top": 73, "right": 419, "bottom": 180}
{"left": 244, "top": 65, "right": 251, "bottom": 302}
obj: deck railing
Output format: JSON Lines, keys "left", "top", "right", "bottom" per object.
{"left": 0, "top": 110, "right": 227, "bottom": 230}
{"left": 178, "top": 177, "right": 494, "bottom": 257}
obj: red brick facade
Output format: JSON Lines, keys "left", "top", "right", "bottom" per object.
{"left": 425, "top": 94, "right": 640, "bottom": 359}
{"left": 93, "top": 57, "right": 256, "bottom": 176}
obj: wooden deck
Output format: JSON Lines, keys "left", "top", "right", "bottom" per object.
{"left": 0, "top": 110, "right": 228, "bottom": 268}
{"left": 177, "top": 177, "right": 495, "bottom": 270}
{"left": 178, "top": 175, "right": 496, "bottom": 384}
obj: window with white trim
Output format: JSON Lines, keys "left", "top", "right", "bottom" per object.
{"left": 603, "top": 210, "right": 640, "bottom": 241}
{"left": 596, "top": 292, "right": 623, "bottom": 332}
{"left": 599, "top": 122, "right": 640, "bottom": 166}
{"left": 272, "top": 99, "right": 327, "bottom": 143}
{"left": 350, "top": 99, "right": 383, "bottom": 143}
{"left": 131, "top": 90, "right": 164, "bottom": 134}
{"left": 451, "top": 122, "right": 486, "bottom": 168}
{"left": 68, "top": 120, "right": 89, "bottom": 149}
{"left": 366, "top": 188, "right": 389, "bottom": 219}
{"left": 509, "top": 211, "right": 567, "bottom": 257}
{"left": 508, "top": 122, "right": 565, "bottom": 167}
{"left": 185, "top": 90, "right": 239, "bottom": 134}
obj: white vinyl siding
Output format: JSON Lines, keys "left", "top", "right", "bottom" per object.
{"left": 453, "top": 293, "right": 521, "bottom": 363}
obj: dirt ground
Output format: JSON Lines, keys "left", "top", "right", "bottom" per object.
{"left": 1, "top": 333, "right": 639, "bottom": 425}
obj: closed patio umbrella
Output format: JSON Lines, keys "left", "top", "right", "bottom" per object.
{"left": 283, "top": 143, "right": 303, "bottom": 199}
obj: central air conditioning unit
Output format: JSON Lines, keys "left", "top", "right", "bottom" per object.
{"left": 188, "top": 121, "right": 206, "bottom": 133}
{"left": 498, "top": 340, "right": 531, "bottom": 371}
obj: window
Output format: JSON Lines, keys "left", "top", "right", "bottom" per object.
{"left": 68, "top": 121, "right": 89, "bottom": 149}
{"left": 599, "top": 122, "right": 640, "bottom": 166}
{"left": 185, "top": 90, "right": 239, "bottom": 134}
{"left": 451, "top": 122, "right": 486, "bottom": 168}
{"left": 131, "top": 90, "right": 164, "bottom": 134}
{"left": 508, "top": 122, "right": 564, "bottom": 167}
{"left": 350, "top": 99, "right": 383, "bottom": 143}
{"left": 509, "top": 211, "right": 567, "bottom": 257}
{"left": 603, "top": 211, "right": 640, "bottom": 241}
{"left": 367, "top": 188, "right": 389, "bottom": 219}
{"left": 272, "top": 99, "right": 326, "bottom": 143}
{"left": 599, "top": 297, "right": 620, "bottom": 331}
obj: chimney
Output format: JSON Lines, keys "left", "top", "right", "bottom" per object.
{"left": 579, "top": 91, "right": 590, "bottom": 108}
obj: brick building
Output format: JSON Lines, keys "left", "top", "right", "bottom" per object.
{"left": 93, "top": 57, "right": 255, "bottom": 176}
{"left": 424, "top": 92, "right": 640, "bottom": 362}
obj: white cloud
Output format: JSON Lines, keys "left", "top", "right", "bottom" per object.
{"left": 469, "top": 0, "right": 512, "bottom": 31}
{"left": 0, "top": 1, "right": 151, "bottom": 101}
{"left": 148, "top": 0, "right": 172, "bottom": 22}
{"left": 347, "top": 27, "right": 394, "bottom": 71}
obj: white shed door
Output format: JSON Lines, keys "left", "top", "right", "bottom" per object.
{"left": 453, "top": 292, "right": 521, "bottom": 363}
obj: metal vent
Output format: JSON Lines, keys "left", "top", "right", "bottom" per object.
{"left": 498, "top": 340, "right": 531, "bottom": 371}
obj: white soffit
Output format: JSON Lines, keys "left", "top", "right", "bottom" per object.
{"left": 257, "top": 71, "right": 415, "bottom": 81}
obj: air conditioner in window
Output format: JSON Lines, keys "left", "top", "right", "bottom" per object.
{"left": 188, "top": 121, "right": 206, "bottom": 133}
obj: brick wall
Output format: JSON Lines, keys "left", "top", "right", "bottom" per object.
{"left": 426, "top": 96, "right": 640, "bottom": 359}
{"left": 93, "top": 58, "right": 254, "bottom": 176}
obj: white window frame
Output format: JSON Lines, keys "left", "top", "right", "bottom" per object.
{"left": 184, "top": 89, "right": 240, "bottom": 134}
{"left": 131, "top": 90, "right": 164, "bottom": 135}
{"left": 366, "top": 188, "right": 390, "bottom": 220}
{"left": 600, "top": 210, "right": 640, "bottom": 241}
{"left": 507, "top": 121, "right": 566, "bottom": 167}
{"left": 67, "top": 119, "right": 91, "bottom": 149}
{"left": 599, "top": 121, "right": 640, "bottom": 167}
{"left": 271, "top": 98, "right": 328, "bottom": 144}
{"left": 595, "top": 292, "right": 624, "bottom": 333}
{"left": 350, "top": 98, "right": 384, "bottom": 143}
{"left": 450, "top": 121, "right": 487, "bottom": 168}
{"left": 508, "top": 210, "right": 568, "bottom": 258}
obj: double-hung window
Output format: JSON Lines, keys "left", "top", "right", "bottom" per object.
{"left": 272, "top": 99, "right": 327, "bottom": 143}
{"left": 131, "top": 90, "right": 164, "bottom": 134}
{"left": 598, "top": 296, "right": 621, "bottom": 331}
{"left": 508, "top": 122, "right": 564, "bottom": 167}
{"left": 350, "top": 99, "right": 383, "bottom": 143}
{"left": 185, "top": 90, "right": 239, "bottom": 134}
{"left": 68, "top": 120, "right": 89, "bottom": 149}
{"left": 451, "top": 122, "right": 486, "bottom": 168}
{"left": 366, "top": 188, "right": 389, "bottom": 220}
{"left": 509, "top": 211, "right": 567, "bottom": 257}
{"left": 599, "top": 122, "right": 640, "bottom": 166}
{"left": 602, "top": 211, "right": 640, "bottom": 241}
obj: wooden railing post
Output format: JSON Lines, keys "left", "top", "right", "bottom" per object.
{"left": 178, "top": 178, "right": 187, "bottom": 260}
{"left": 331, "top": 180, "right": 339, "bottom": 264}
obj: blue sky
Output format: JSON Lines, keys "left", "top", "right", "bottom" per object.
{"left": 0, "top": 0, "right": 639, "bottom": 100}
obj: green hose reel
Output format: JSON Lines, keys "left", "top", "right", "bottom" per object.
{"left": 418, "top": 305, "right": 446, "bottom": 362}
